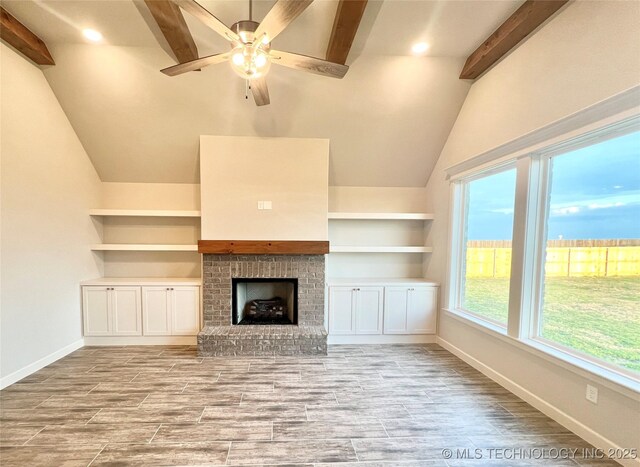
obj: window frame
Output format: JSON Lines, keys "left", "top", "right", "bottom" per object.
{"left": 449, "top": 161, "right": 518, "bottom": 331}
{"left": 447, "top": 114, "right": 640, "bottom": 388}
{"left": 526, "top": 137, "right": 640, "bottom": 381}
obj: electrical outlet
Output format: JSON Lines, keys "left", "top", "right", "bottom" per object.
{"left": 263, "top": 201, "right": 272, "bottom": 210}
{"left": 257, "top": 201, "right": 264, "bottom": 210}
{"left": 586, "top": 384, "right": 598, "bottom": 404}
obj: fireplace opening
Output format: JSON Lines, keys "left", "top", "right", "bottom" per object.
{"left": 232, "top": 278, "right": 298, "bottom": 325}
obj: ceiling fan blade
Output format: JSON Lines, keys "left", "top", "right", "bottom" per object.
{"left": 161, "top": 52, "right": 229, "bottom": 76}
{"left": 254, "top": 0, "right": 313, "bottom": 44}
{"left": 251, "top": 77, "right": 270, "bottom": 106}
{"left": 171, "top": 0, "right": 240, "bottom": 43}
{"left": 270, "top": 50, "right": 348, "bottom": 79}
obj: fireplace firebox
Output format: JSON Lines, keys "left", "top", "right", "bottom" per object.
{"left": 232, "top": 278, "right": 298, "bottom": 325}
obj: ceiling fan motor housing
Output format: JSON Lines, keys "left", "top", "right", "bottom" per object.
{"left": 231, "top": 21, "right": 260, "bottom": 45}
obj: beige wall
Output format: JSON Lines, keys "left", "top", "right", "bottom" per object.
{"left": 425, "top": 0, "right": 640, "bottom": 455}
{"left": 0, "top": 44, "right": 103, "bottom": 383}
{"left": 101, "top": 182, "right": 200, "bottom": 210}
{"left": 200, "top": 136, "right": 329, "bottom": 241}
{"left": 329, "top": 186, "right": 428, "bottom": 213}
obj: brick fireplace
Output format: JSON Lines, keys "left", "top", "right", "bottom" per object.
{"left": 197, "top": 254, "right": 328, "bottom": 356}
{"left": 197, "top": 136, "right": 330, "bottom": 356}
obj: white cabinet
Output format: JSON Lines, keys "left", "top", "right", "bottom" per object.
{"left": 142, "top": 287, "right": 172, "bottom": 335}
{"left": 329, "top": 287, "right": 356, "bottom": 335}
{"left": 407, "top": 287, "right": 437, "bottom": 334}
{"left": 83, "top": 281, "right": 200, "bottom": 338}
{"left": 171, "top": 287, "right": 200, "bottom": 335}
{"left": 383, "top": 286, "right": 437, "bottom": 334}
{"left": 328, "top": 282, "right": 438, "bottom": 337}
{"left": 142, "top": 286, "right": 200, "bottom": 336}
{"left": 383, "top": 287, "right": 410, "bottom": 334}
{"left": 354, "top": 287, "right": 384, "bottom": 335}
{"left": 329, "top": 286, "right": 383, "bottom": 335}
{"left": 83, "top": 287, "right": 111, "bottom": 336}
{"left": 83, "top": 286, "right": 142, "bottom": 336}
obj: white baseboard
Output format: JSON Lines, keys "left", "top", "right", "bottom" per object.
{"left": 436, "top": 337, "right": 640, "bottom": 467}
{"left": 328, "top": 334, "right": 436, "bottom": 345}
{"left": 84, "top": 336, "right": 196, "bottom": 346}
{"left": 0, "top": 338, "right": 85, "bottom": 389}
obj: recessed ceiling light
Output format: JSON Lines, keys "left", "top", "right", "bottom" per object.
{"left": 411, "top": 42, "right": 430, "bottom": 55}
{"left": 83, "top": 28, "right": 103, "bottom": 42}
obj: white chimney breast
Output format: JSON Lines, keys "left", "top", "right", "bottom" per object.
{"left": 200, "top": 136, "right": 329, "bottom": 241}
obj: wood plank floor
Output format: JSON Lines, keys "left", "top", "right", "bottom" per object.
{"left": 0, "top": 344, "right": 620, "bottom": 466}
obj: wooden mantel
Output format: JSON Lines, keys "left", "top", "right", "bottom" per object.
{"left": 198, "top": 240, "right": 330, "bottom": 255}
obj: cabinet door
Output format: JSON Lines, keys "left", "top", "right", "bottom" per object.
{"left": 329, "top": 287, "right": 356, "bottom": 335}
{"left": 407, "top": 287, "right": 437, "bottom": 334}
{"left": 142, "top": 287, "right": 171, "bottom": 336}
{"left": 355, "top": 287, "right": 383, "bottom": 335}
{"left": 111, "top": 287, "right": 142, "bottom": 336}
{"left": 383, "top": 287, "right": 409, "bottom": 334}
{"left": 171, "top": 286, "right": 200, "bottom": 335}
{"left": 82, "top": 287, "right": 111, "bottom": 336}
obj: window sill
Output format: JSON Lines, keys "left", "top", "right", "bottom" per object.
{"left": 443, "top": 307, "right": 508, "bottom": 336}
{"left": 441, "top": 308, "right": 640, "bottom": 401}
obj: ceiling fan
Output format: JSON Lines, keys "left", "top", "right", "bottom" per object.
{"left": 160, "top": 0, "right": 349, "bottom": 106}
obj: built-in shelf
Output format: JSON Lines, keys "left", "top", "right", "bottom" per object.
{"left": 81, "top": 277, "right": 202, "bottom": 286}
{"left": 330, "top": 246, "right": 433, "bottom": 253}
{"left": 327, "top": 277, "right": 439, "bottom": 286}
{"left": 328, "top": 212, "right": 434, "bottom": 220}
{"left": 90, "top": 209, "right": 201, "bottom": 218}
{"left": 91, "top": 244, "right": 199, "bottom": 252}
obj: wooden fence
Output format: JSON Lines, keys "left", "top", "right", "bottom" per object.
{"left": 465, "top": 239, "right": 640, "bottom": 278}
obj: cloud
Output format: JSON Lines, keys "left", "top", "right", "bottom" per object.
{"left": 550, "top": 192, "right": 639, "bottom": 217}
{"left": 489, "top": 208, "right": 515, "bottom": 215}
{"left": 552, "top": 206, "right": 580, "bottom": 215}
{"left": 587, "top": 202, "right": 624, "bottom": 210}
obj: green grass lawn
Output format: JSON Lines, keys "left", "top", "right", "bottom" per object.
{"left": 463, "top": 276, "right": 640, "bottom": 373}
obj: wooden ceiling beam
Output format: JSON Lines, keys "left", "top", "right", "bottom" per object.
{"left": 325, "top": 0, "right": 368, "bottom": 65}
{"left": 144, "top": 0, "right": 198, "bottom": 64}
{"left": 459, "top": 0, "right": 568, "bottom": 80}
{"left": 0, "top": 7, "right": 54, "bottom": 65}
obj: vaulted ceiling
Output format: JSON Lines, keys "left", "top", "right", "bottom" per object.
{"left": 3, "top": 0, "right": 521, "bottom": 186}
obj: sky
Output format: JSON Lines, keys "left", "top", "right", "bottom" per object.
{"left": 466, "top": 131, "right": 640, "bottom": 241}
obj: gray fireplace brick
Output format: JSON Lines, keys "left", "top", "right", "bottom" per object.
{"left": 197, "top": 325, "right": 328, "bottom": 357}
{"left": 199, "top": 254, "right": 328, "bottom": 356}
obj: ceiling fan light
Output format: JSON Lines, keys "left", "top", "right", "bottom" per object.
{"left": 254, "top": 53, "right": 268, "bottom": 68}
{"left": 229, "top": 45, "right": 271, "bottom": 80}
{"left": 232, "top": 52, "right": 245, "bottom": 66}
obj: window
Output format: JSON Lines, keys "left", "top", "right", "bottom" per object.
{"left": 535, "top": 131, "right": 640, "bottom": 373}
{"left": 448, "top": 117, "right": 640, "bottom": 383}
{"left": 456, "top": 167, "right": 517, "bottom": 326}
